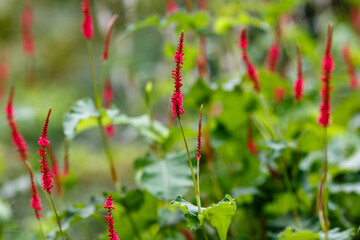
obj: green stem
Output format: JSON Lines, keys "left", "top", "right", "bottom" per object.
{"left": 97, "top": 117, "right": 121, "bottom": 193}
{"left": 259, "top": 93, "right": 277, "bottom": 140}
{"left": 125, "top": 209, "right": 142, "bottom": 240}
{"left": 281, "top": 161, "right": 302, "bottom": 229}
{"left": 49, "top": 193, "right": 65, "bottom": 240}
{"left": 318, "top": 127, "right": 329, "bottom": 239}
{"left": 86, "top": 40, "right": 99, "bottom": 109}
{"left": 38, "top": 219, "right": 46, "bottom": 240}
{"left": 98, "top": 61, "right": 107, "bottom": 108}
{"left": 177, "top": 118, "right": 201, "bottom": 212}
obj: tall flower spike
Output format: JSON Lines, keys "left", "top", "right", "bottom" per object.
{"left": 104, "top": 195, "right": 119, "bottom": 240}
{"left": 21, "top": 3, "right": 35, "bottom": 56}
{"left": 239, "top": 29, "right": 261, "bottom": 92}
{"left": 29, "top": 170, "right": 43, "bottom": 219}
{"left": 294, "top": 45, "right": 304, "bottom": 101}
{"left": 196, "top": 105, "right": 203, "bottom": 162}
{"left": 38, "top": 108, "right": 53, "bottom": 193}
{"left": 81, "top": 0, "right": 93, "bottom": 39}
{"left": 101, "top": 14, "right": 118, "bottom": 60}
{"left": 318, "top": 23, "right": 334, "bottom": 127}
{"left": 342, "top": 44, "right": 358, "bottom": 89}
{"left": 247, "top": 116, "right": 257, "bottom": 155}
{"left": 5, "top": 87, "right": 28, "bottom": 161}
{"left": 266, "top": 27, "right": 281, "bottom": 73}
{"left": 171, "top": 31, "right": 185, "bottom": 119}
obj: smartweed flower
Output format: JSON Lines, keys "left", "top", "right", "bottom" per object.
{"left": 81, "top": 0, "right": 93, "bottom": 39}
{"left": 294, "top": 46, "right": 304, "bottom": 101}
{"left": 104, "top": 195, "right": 119, "bottom": 240}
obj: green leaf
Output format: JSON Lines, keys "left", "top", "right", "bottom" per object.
{"left": 278, "top": 227, "right": 319, "bottom": 240}
{"left": 110, "top": 190, "right": 145, "bottom": 213}
{"left": 63, "top": 98, "right": 169, "bottom": 142}
{"left": 171, "top": 195, "right": 236, "bottom": 239}
{"left": 198, "top": 194, "right": 236, "bottom": 240}
{"left": 135, "top": 152, "right": 193, "bottom": 200}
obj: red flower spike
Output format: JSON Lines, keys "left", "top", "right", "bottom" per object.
{"left": 30, "top": 176, "right": 43, "bottom": 219}
{"left": 38, "top": 108, "right": 53, "bottom": 193}
{"left": 266, "top": 43, "right": 280, "bottom": 73}
{"left": 247, "top": 117, "right": 257, "bottom": 155}
{"left": 171, "top": 31, "right": 185, "bottom": 119}
{"left": 0, "top": 60, "right": 8, "bottom": 100}
{"left": 342, "top": 44, "right": 358, "bottom": 89}
{"left": 104, "top": 80, "right": 114, "bottom": 109}
{"left": 101, "top": 14, "right": 119, "bottom": 60}
{"left": 318, "top": 23, "right": 334, "bottom": 127}
{"left": 294, "top": 45, "right": 304, "bottom": 101}
{"left": 166, "top": 0, "right": 179, "bottom": 14}
{"left": 196, "top": 105, "right": 203, "bottom": 162}
{"left": 274, "top": 87, "right": 285, "bottom": 103}
{"left": 81, "top": 0, "right": 93, "bottom": 39}
{"left": 21, "top": 3, "right": 35, "bottom": 56}
{"left": 104, "top": 195, "right": 119, "bottom": 240}
{"left": 5, "top": 87, "right": 28, "bottom": 162}
{"left": 239, "top": 29, "right": 261, "bottom": 92}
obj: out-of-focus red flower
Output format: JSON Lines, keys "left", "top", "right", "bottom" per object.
{"left": 274, "top": 87, "right": 285, "bottom": 103}
{"left": 318, "top": 24, "right": 334, "bottom": 127}
{"left": 239, "top": 29, "right": 261, "bottom": 92}
{"left": 21, "top": 3, "right": 35, "bottom": 56}
{"left": 166, "top": 0, "right": 178, "bottom": 14}
{"left": 294, "top": 45, "right": 304, "bottom": 101}
{"left": 247, "top": 117, "right": 257, "bottom": 155}
{"left": 342, "top": 44, "right": 358, "bottom": 89}
{"left": 81, "top": 0, "right": 93, "bottom": 39}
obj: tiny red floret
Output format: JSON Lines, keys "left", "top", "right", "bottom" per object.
{"left": 171, "top": 31, "right": 185, "bottom": 119}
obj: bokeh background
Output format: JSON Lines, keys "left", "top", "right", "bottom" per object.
{"left": 1, "top": 0, "right": 360, "bottom": 239}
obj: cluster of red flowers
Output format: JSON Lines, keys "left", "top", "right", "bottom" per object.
{"left": 239, "top": 29, "right": 261, "bottom": 92}
{"left": 318, "top": 24, "right": 334, "bottom": 127}
{"left": 38, "top": 109, "right": 54, "bottom": 193}
{"left": 171, "top": 31, "right": 185, "bottom": 119}
{"left": 104, "top": 195, "right": 119, "bottom": 240}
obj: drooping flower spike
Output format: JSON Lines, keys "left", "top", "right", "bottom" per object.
{"left": 101, "top": 14, "right": 119, "bottom": 60}
{"left": 28, "top": 164, "right": 43, "bottom": 219}
{"left": 239, "top": 29, "right": 261, "bottom": 92}
{"left": 342, "top": 44, "right": 358, "bottom": 89}
{"left": 38, "top": 108, "right": 54, "bottom": 193}
{"left": 81, "top": 0, "right": 93, "bottom": 39}
{"left": 171, "top": 31, "right": 185, "bottom": 119}
{"left": 5, "top": 86, "right": 28, "bottom": 162}
{"left": 21, "top": 3, "right": 35, "bottom": 56}
{"left": 104, "top": 195, "right": 119, "bottom": 240}
{"left": 318, "top": 23, "right": 334, "bottom": 127}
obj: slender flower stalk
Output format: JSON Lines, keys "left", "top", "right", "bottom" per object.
{"left": 101, "top": 14, "right": 119, "bottom": 61}
{"left": 246, "top": 116, "right": 257, "bottom": 155}
{"left": 81, "top": 2, "right": 119, "bottom": 191}
{"left": 294, "top": 45, "right": 304, "bottom": 101}
{"left": 342, "top": 44, "right": 358, "bottom": 89}
{"left": 239, "top": 29, "right": 261, "bottom": 92}
{"left": 317, "top": 23, "right": 334, "bottom": 240}
{"left": 5, "top": 87, "right": 44, "bottom": 239}
{"left": 103, "top": 80, "right": 116, "bottom": 138}
{"left": 38, "top": 109, "right": 65, "bottom": 240}
{"left": 104, "top": 195, "right": 120, "bottom": 240}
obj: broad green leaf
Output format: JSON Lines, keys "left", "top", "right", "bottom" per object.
{"left": 171, "top": 195, "right": 236, "bottom": 239}
{"left": 135, "top": 152, "right": 193, "bottom": 200}
{"left": 63, "top": 98, "right": 169, "bottom": 142}
{"left": 278, "top": 227, "right": 319, "bottom": 240}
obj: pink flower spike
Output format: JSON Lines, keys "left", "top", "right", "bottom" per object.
{"left": 5, "top": 86, "right": 28, "bottom": 162}
{"left": 21, "top": 3, "right": 35, "bottom": 56}
{"left": 104, "top": 195, "right": 119, "bottom": 240}
{"left": 196, "top": 105, "right": 203, "bottom": 162}
{"left": 30, "top": 178, "right": 43, "bottom": 219}
{"left": 247, "top": 117, "right": 257, "bottom": 155}
{"left": 38, "top": 108, "right": 53, "bottom": 193}
{"left": 103, "top": 80, "right": 114, "bottom": 109}
{"left": 81, "top": 0, "right": 93, "bottom": 39}
{"left": 318, "top": 23, "right": 334, "bottom": 127}
{"left": 294, "top": 45, "right": 304, "bottom": 101}
{"left": 266, "top": 42, "right": 280, "bottom": 73}
{"left": 101, "top": 14, "right": 119, "bottom": 60}
{"left": 239, "top": 29, "right": 261, "bottom": 93}
{"left": 342, "top": 44, "right": 358, "bottom": 89}
{"left": 171, "top": 31, "right": 185, "bottom": 119}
